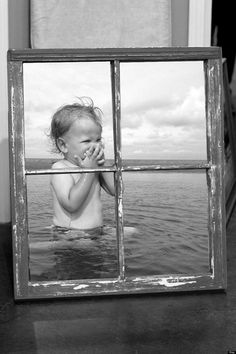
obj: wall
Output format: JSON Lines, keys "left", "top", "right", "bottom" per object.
{"left": 171, "top": 0, "right": 189, "bottom": 46}
{"left": 0, "top": 1, "right": 10, "bottom": 224}
{"left": 8, "top": 0, "right": 30, "bottom": 48}
{"left": 1, "top": 0, "right": 189, "bottom": 223}
{"left": 0, "top": 0, "right": 30, "bottom": 224}
{"left": 8, "top": 0, "right": 189, "bottom": 48}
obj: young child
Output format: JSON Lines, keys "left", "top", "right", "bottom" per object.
{"left": 50, "top": 97, "right": 115, "bottom": 231}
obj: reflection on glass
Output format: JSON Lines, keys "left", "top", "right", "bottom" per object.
{"left": 27, "top": 174, "right": 118, "bottom": 281}
{"left": 123, "top": 171, "right": 209, "bottom": 276}
{"left": 120, "top": 61, "right": 207, "bottom": 161}
{"left": 23, "top": 62, "right": 114, "bottom": 163}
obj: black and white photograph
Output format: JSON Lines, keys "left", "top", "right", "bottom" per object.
{"left": 1, "top": 1, "right": 236, "bottom": 353}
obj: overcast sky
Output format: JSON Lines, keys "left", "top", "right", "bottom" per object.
{"left": 24, "top": 61, "right": 206, "bottom": 160}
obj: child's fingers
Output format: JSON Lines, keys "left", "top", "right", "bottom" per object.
{"left": 96, "top": 148, "right": 104, "bottom": 161}
{"left": 96, "top": 147, "right": 105, "bottom": 166}
{"left": 91, "top": 144, "right": 101, "bottom": 158}
{"left": 74, "top": 155, "right": 82, "bottom": 166}
{"left": 84, "top": 144, "right": 95, "bottom": 159}
{"left": 86, "top": 145, "right": 94, "bottom": 157}
{"left": 84, "top": 143, "right": 103, "bottom": 160}
{"left": 97, "top": 159, "right": 105, "bottom": 166}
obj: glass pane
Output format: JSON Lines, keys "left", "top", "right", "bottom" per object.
{"left": 24, "top": 62, "right": 114, "bottom": 166}
{"left": 120, "top": 61, "right": 207, "bottom": 162}
{"left": 27, "top": 174, "right": 118, "bottom": 281}
{"left": 123, "top": 170, "right": 209, "bottom": 276}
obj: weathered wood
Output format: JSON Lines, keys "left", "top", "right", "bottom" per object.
{"left": 24, "top": 273, "right": 225, "bottom": 300}
{"left": 223, "top": 61, "right": 236, "bottom": 222}
{"left": 205, "top": 56, "right": 227, "bottom": 288}
{"left": 8, "top": 47, "right": 221, "bottom": 62}
{"left": 122, "top": 163, "right": 210, "bottom": 172}
{"left": 25, "top": 166, "right": 117, "bottom": 175}
{"left": 25, "top": 163, "right": 211, "bottom": 175}
{"left": 111, "top": 60, "right": 125, "bottom": 281}
{"left": 8, "top": 48, "right": 226, "bottom": 300}
{"left": 8, "top": 60, "right": 29, "bottom": 299}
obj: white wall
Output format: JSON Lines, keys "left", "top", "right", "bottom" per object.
{"left": 0, "top": 0, "right": 30, "bottom": 223}
{"left": 171, "top": 0, "right": 189, "bottom": 46}
{"left": 188, "top": 0, "right": 212, "bottom": 46}
{"left": 0, "top": 0, "right": 10, "bottom": 223}
{"left": 8, "top": 0, "right": 30, "bottom": 49}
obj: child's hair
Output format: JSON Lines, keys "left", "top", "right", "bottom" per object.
{"left": 50, "top": 97, "right": 103, "bottom": 153}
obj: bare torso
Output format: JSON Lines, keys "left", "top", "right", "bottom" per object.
{"left": 51, "top": 160, "right": 103, "bottom": 230}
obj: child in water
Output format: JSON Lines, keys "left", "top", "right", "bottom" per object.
{"left": 50, "top": 97, "right": 115, "bottom": 232}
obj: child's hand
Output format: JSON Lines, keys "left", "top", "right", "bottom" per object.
{"left": 96, "top": 144, "right": 105, "bottom": 166}
{"left": 86, "top": 142, "right": 105, "bottom": 166}
{"left": 74, "top": 143, "right": 103, "bottom": 169}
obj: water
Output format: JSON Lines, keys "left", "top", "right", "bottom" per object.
{"left": 26, "top": 159, "right": 209, "bottom": 281}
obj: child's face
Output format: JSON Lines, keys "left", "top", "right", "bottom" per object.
{"left": 62, "top": 117, "right": 102, "bottom": 164}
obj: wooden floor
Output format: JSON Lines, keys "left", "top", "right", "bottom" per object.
{"left": 0, "top": 205, "right": 235, "bottom": 353}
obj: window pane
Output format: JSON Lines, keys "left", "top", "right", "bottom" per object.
{"left": 123, "top": 171, "right": 209, "bottom": 276}
{"left": 27, "top": 174, "right": 118, "bottom": 281}
{"left": 120, "top": 61, "right": 207, "bottom": 162}
{"left": 24, "top": 62, "right": 114, "bottom": 164}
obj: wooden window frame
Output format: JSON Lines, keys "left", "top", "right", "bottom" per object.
{"left": 8, "top": 47, "right": 226, "bottom": 300}
{"left": 223, "top": 60, "right": 236, "bottom": 222}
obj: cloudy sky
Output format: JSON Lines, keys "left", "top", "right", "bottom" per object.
{"left": 24, "top": 60, "right": 206, "bottom": 160}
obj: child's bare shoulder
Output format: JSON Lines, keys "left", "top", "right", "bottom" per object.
{"left": 50, "top": 159, "right": 74, "bottom": 186}
{"left": 51, "top": 159, "right": 68, "bottom": 169}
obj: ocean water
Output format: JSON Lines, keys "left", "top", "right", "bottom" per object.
{"left": 26, "top": 159, "right": 209, "bottom": 281}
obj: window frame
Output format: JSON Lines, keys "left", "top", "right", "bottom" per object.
{"left": 8, "top": 47, "right": 226, "bottom": 300}
{"left": 223, "top": 60, "right": 236, "bottom": 222}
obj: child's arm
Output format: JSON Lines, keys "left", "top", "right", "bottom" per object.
{"left": 99, "top": 172, "right": 115, "bottom": 196}
{"left": 51, "top": 145, "right": 101, "bottom": 213}
{"left": 96, "top": 146, "right": 115, "bottom": 196}
{"left": 51, "top": 172, "right": 96, "bottom": 213}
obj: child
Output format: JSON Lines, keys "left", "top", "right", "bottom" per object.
{"left": 50, "top": 97, "right": 115, "bottom": 231}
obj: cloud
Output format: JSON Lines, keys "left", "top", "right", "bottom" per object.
{"left": 147, "top": 86, "right": 205, "bottom": 128}
{"left": 120, "top": 84, "right": 206, "bottom": 159}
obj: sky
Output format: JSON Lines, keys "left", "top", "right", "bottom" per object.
{"left": 24, "top": 60, "right": 206, "bottom": 160}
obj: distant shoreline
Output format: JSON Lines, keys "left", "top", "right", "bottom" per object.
{"left": 25, "top": 157, "right": 207, "bottom": 171}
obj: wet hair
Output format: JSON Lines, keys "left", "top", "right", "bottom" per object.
{"left": 50, "top": 97, "right": 103, "bottom": 153}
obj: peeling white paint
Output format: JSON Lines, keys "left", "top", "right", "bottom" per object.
{"left": 30, "top": 278, "right": 120, "bottom": 288}
{"left": 212, "top": 221, "right": 216, "bottom": 232}
{"left": 15, "top": 262, "right": 20, "bottom": 294}
{"left": 11, "top": 86, "right": 14, "bottom": 105}
{"left": 118, "top": 199, "right": 123, "bottom": 217}
{"left": 158, "top": 278, "right": 196, "bottom": 287}
{"left": 132, "top": 275, "right": 198, "bottom": 287}
{"left": 90, "top": 279, "right": 118, "bottom": 285}
{"left": 73, "top": 284, "right": 89, "bottom": 290}
{"left": 211, "top": 255, "right": 215, "bottom": 277}
{"left": 116, "top": 91, "right": 120, "bottom": 111}
{"left": 30, "top": 281, "right": 64, "bottom": 287}
{"left": 19, "top": 194, "right": 24, "bottom": 205}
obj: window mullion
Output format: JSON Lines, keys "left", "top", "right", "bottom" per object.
{"left": 205, "top": 58, "right": 226, "bottom": 281}
{"left": 111, "top": 60, "right": 125, "bottom": 280}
